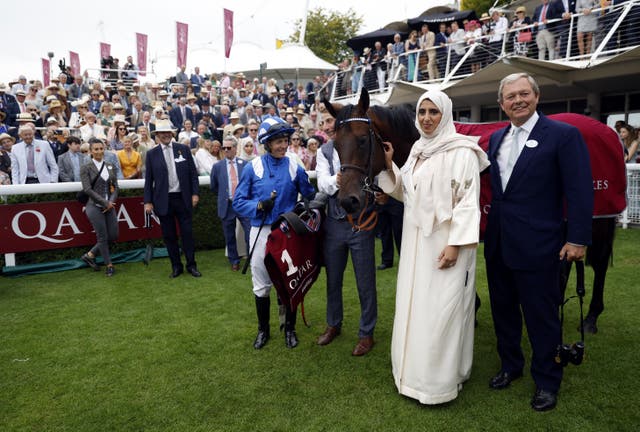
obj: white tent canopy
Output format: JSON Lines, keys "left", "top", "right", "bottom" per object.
{"left": 236, "top": 43, "right": 338, "bottom": 83}
{"left": 151, "top": 42, "right": 336, "bottom": 85}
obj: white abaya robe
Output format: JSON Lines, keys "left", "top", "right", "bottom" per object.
{"left": 379, "top": 146, "right": 482, "bottom": 405}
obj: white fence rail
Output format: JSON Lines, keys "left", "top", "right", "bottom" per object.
{"left": 620, "top": 164, "right": 640, "bottom": 228}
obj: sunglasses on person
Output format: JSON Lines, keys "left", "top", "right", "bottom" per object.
{"left": 249, "top": 129, "right": 257, "bottom": 132}
{"left": 222, "top": 146, "right": 233, "bottom": 150}
{"left": 291, "top": 137, "right": 300, "bottom": 141}
{"left": 117, "top": 127, "right": 126, "bottom": 130}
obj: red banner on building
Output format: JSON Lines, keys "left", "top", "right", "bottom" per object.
{"left": 224, "top": 9, "right": 234, "bottom": 58}
{"left": 42, "top": 58, "right": 50, "bottom": 87}
{"left": 0, "top": 197, "right": 163, "bottom": 254}
{"left": 136, "top": 33, "right": 148, "bottom": 77}
{"left": 100, "top": 42, "right": 111, "bottom": 60}
{"left": 176, "top": 21, "right": 189, "bottom": 67}
{"left": 69, "top": 51, "right": 81, "bottom": 76}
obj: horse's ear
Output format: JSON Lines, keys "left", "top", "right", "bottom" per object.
{"left": 323, "top": 100, "right": 341, "bottom": 120}
{"left": 357, "top": 88, "right": 370, "bottom": 113}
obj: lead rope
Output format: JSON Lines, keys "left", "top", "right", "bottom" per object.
{"left": 346, "top": 193, "right": 378, "bottom": 232}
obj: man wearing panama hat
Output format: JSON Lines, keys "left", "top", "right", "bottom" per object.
{"left": 144, "top": 119, "right": 201, "bottom": 278}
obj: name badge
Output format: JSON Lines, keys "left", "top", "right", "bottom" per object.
{"left": 525, "top": 140, "right": 538, "bottom": 148}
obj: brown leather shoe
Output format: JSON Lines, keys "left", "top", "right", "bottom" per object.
{"left": 231, "top": 263, "right": 240, "bottom": 271}
{"left": 317, "top": 326, "right": 341, "bottom": 346}
{"left": 352, "top": 336, "right": 374, "bottom": 356}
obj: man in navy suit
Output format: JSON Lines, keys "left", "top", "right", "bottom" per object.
{"left": 210, "top": 136, "right": 251, "bottom": 271}
{"left": 533, "top": 0, "right": 563, "bottom": 60}
{"left": 144, "top": 119, "right": 201, "bottom": 278}
{"left": 168, "top": 97, "right": 194, "bottom": 133}
{"left": 484, "top": 73, "right": 593, "bottom": 411}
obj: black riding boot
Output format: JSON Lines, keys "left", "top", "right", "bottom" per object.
{"left": 284, "top": 307, "right": 298, "bottom": 348}
{"left": 254, "top": 295, "right": 270, "bottom": 349}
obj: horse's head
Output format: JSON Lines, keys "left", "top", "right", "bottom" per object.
{"left": 324, "top": 89, "right": 386, "bottom": 214}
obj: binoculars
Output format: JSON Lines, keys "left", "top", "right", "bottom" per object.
{"left": 555, "top": 341, "right": 585, "bottom": 367}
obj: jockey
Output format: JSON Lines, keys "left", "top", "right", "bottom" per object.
{"left": 233, "top": 115, "right": 316, "bottom": 350}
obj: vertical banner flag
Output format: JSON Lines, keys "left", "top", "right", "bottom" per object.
{"left": 136, "top": 33, "right": 148, "bottom": 76}
{"left": 42, "top": 58, "right": 50, "bottom": 87}
{"left": 69, "top": 51, "right": 81, "bottom": 76}
{"left": 100, "top": 42, "right": 111, "bottom": 60}
{"left": 176, "top": 21, "right": 188, "bottom": 67}
{"left": 224, "top": 9, "right": 234, "bottom": 58}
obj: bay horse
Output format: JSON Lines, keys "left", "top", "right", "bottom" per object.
{"left": 325, "top": 88, "right": 626, "bottom": 332}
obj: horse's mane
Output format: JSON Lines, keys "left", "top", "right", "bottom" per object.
{"left": 369, "top": 104, "right": 419, "bottom": 143}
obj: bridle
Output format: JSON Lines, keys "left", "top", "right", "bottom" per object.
{"left": 335, "top": 116, "right": 384, "bottom": 196}
{"left": 334, "top": 115, "right": 384, "bottom": 231}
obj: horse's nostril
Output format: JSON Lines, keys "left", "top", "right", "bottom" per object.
{"left": 340, "top": 196, "right": 361, "bottom": 214}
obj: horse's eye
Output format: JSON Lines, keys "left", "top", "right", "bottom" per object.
{"left": 358, "top": 136, "right": 368, "bottom": 148}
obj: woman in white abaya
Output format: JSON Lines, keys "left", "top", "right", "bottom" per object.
{"left": 379, "top": 90, "right": 490, "bottom": 404}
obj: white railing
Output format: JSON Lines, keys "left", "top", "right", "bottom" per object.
{"left": 331, "top": 1, "right": 640, "bottom": 100}
{"left": 619, "top": 164, "right": 640, "bottom": 228}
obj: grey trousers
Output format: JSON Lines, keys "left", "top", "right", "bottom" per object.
{"left": 323, "top": 217, "right": 377, "bottom": 338}
{"left": 86, "top": 204, "right": 119, "bottom": 265}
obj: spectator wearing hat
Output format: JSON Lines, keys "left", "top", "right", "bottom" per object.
{"left": 511, "top": 6, "right": 533, "bottom": 55}
{"left": 266, "top": 88, "right": 279, "bottom": 108}
{"left": 186, "top": 93, "right": 200, "bottom": 117}
{"left": 10, "top": 124, "right": 58, "bottom": 184}
{"left": 80, "top": 111, "right": 107, "bottom": 143}
{"left": 109, "top": 115, "right": 129, "bottom": 151}
{"left": 88, "top": 90, "right": 103, "bottom": 115}
{"left": 44, "top": 99, "right": 67, "bottom": 127}
{"left": 0, "top": 132, "right": 15, "bottom": 184}
{"left": 222, "top": 111, "right": 241, "bottom": 138}
{"left": 68, "top": 98, "right": 90, "bottom": 129}
{"left": 57, "top": 135, "right": 88, "bottom": 182}
{"left": 144, "top": 119, "right": 201, "bottom": 279}
{"left": 14, "top": 89, "right": 29, "bottom": 115}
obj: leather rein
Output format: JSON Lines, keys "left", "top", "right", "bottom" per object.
{"left": 335, "top": 115, "right": 384, "bottom": 232}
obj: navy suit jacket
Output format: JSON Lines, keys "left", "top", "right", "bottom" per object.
{"left": 533, "top": 1, "right": 563, "bottom": 29}
{"left": 210, "top": 157, "right": 248, "bottom": 218}
{"left": 169, "top": 105, "right": 194, "bottom": 130}
{"left": 143, "top": 142, "right": 199, "bottom": 216}
{"left": 484, "top": 114, "right": 593, "bottom": 270}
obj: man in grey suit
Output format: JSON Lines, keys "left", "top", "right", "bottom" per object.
{"left": 10, "top": 124, "right": 58, "bottom": 184}
{"left": 210, "top": 136, "right": 251, "bottom": 271}
{"left": 58, "top": 136, "right": 89, "bottom": 182}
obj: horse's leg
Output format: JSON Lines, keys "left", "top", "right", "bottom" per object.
{"left": 584, "top": 217, "right": 616, "bottom": 332}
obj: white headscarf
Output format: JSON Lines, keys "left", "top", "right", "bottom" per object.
{"left": 403, "top": 90, "right": 489, "bottom": 236}
{"left": 409, "top": 89, "right": 488, "bottom": 165}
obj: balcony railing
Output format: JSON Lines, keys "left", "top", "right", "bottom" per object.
{"left": 330, "top": 1, "right": 640, "bottom": 100}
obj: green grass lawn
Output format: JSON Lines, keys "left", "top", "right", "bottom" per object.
{"left": 1, "top": 228, "right": 639, "bottom": 432}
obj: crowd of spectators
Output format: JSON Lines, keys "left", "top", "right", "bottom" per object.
{"left": 336, "top": 0, "right": 637, "bottom": 94}
{"left": 0, "top": 65, "right": 332, "bottom": 185}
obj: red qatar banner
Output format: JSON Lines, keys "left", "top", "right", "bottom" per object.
{"left": 100, "top": 42, "right": 111, "bottom": 60}
{"left": 41, "top": 58, "right": 50, "bottom": 87}
{"left": 136, "top": 33, "right": 148, "bottom": 76}
{"left": 0, "top": 197, "right": 163, "bottom": 254}
{"left": 224, "top": 9, "right": 234, "bottom": 58}
{"left": 176, "top": 21, "right": 188, "bottom": 67}
{"left": 455, "top": 113, "right": 627, "bottom": 236}
{"left": 69, "top": 51, "right": 81, "bottom": 76}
